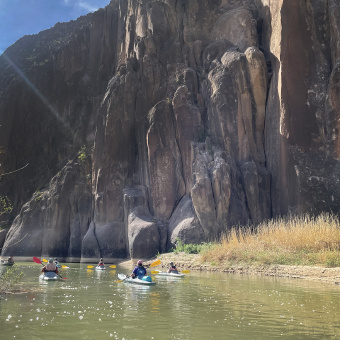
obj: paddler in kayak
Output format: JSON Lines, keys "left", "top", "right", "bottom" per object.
{"left": 131, "top": 260, "right": 147, "bottom": 279}
{"left": 54, "top": 257, "right": 61, "bottom": 268}
{"left": 168, "top": 262, "right": 179, "bottom": 274}
{"left": 41, "top": 258, "right": 59, "bottom": 274}
{"left": 1, "top": 256, "right": 15, "bottom": 265}
{"left": 98, "top": 258, "right": 105, "bottom": 268}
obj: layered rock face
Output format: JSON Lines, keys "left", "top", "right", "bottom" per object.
{"left": 0, "top": 0, "right": 339, "bottom": 260}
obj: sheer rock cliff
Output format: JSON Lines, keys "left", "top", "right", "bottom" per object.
{"left": 0, "top": 0, "right": 339, "bottom": 261}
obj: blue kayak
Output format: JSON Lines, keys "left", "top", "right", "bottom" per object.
{"left": 118, "top": 273, "right": 156, "bottom": 285}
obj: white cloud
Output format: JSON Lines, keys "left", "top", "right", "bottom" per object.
{"left": 62, "top": 0, "right": 99, "bottom": 13}
{"left": 77, "top": 1, "right": 99, "bottom": 13}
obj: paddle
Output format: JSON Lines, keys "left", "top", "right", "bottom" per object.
{"left": 87, "top": 264, "right": 116, "bottom": 269}
{"left": 147, "top": 259, "right": 161, "bottom": 268}
{"left": 32, "top": 256, "right": 67, "bottom": 280}
{"left": 115, "top": 274, "right": 130, "bottom": 283}
{"left": 116, "top": 259, "right": 161, "bottom": 282}
{"left": 43, "top": 258, "right": 69, "bottom": 268}
{"left": 151, "top": 269, "right": 190, "bottom": 274}
{"left": 54, "top": 273, "right": 68, "bottom": 280}
{"left": 33, "top": 256, "right": 43, "bottom": 265}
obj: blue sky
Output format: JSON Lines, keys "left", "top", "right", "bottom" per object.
{"left": 0, "top": 0, "right": 111, "bottom": 54}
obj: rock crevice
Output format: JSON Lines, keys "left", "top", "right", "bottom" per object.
{"left": 1, "top": 0, "right": 340, "bottom": 259}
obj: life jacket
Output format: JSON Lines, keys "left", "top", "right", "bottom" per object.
{"left": 170, "top": 267, "right": 178, "bottom": 273}
{"left": 45, "top": 263, "right": 57, "bottom": 272}
{"left": 136, "top": 266, "right": 146, "bottom": 278}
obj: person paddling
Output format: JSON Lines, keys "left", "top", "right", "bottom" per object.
{"left": 1, "top": 256, "right": 14, "bottom": 265}
{"left": 41, "top": 258, "right": 59, "bottom": 274}
{"left": 7, "top": 256, "right": 14, "bottom": 264}
{"left": 98, "top": 258, "right": 105, "bottom": 268}
{"left": 168, "top": 262, "right": 179, "bottom": 274}
{"left": 131, "top": 260, "right": 146, "bottom": 279}
{"left": 54, "top": 257, "right": 61, "bottom": 268}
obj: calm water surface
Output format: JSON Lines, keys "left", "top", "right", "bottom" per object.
{"left": 0, "top": 262, "right": 339, "bottom": 339}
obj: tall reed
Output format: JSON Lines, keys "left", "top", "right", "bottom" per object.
{"left": 201, "top": 213, "right": 340, "bottom": 267}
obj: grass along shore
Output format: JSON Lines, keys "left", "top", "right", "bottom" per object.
{"left": 0, "top": 266, "right": 24, "bottom": 294}
{"left": 158, "top": 214, "right": 340, "bottom": 284}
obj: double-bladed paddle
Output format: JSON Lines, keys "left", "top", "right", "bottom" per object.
{"left": 115, "top": 274, "right": 130, "bottom": 283}
{"left": 87, "top": 264, "right": 116, "bottom": 269}
{"left": 147, "top": 259, "right": 161, "bottom": 268}
{"left": 116, "top": 259, "right": 161, "bottom": 282}
{"left": 33, "top": 256, "right": 67, "bottom": 280}
{"left": 151, "top": 269, "right": 190, "bottom": 274}
{"left": 42, "top": 258, "right": 69, "bottom": 268}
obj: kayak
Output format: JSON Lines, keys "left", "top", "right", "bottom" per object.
{"left": 118, "top": 273, "right": 156, "bottom": 285}
{"left": 155, "top": 272, "right": 185, "bottom": 278}
{"left": 95, "top": 266, "right": 106, "bottom": 270}
{"left": 0, "top": 261, "right": 14, "bottom": 267}
{"left": 39, "top": 272, "right": 61, "bottom": 281}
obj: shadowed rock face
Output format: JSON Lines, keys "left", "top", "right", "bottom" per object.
{"left": 1, "top": 0, "right": 340, "bottom": 260}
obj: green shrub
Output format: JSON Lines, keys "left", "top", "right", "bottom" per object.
{"left": 170, "top": 238, "right": 214, "bottom": 254}
{"left": 0, "top": 267, "right": 24, "bottom": 293}
{"left": 0, "top": 196, "right": 13, "bottom": 215}
{"left": 78, "top": 146, "right": 87, "bottom": 163}
{"left": 33, "top": 190, "right": 43, "bottom": 202}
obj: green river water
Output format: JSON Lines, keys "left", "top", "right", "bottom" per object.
{"left": 0, "top": 262, "right": 339, "bottom": 339}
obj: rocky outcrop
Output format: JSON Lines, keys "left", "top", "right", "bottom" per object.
{"left": 0, "top": 0, "right": 340, "bottom": 261}
{"left": 2, "top": 159, "right": 92, "bottom": 258}
{"left": 123, "top": 186, "right": 160, "bottom": 259}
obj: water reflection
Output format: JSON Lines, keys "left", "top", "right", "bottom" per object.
{"left": 0, "top": 263, "right": 339, "bottom": 339}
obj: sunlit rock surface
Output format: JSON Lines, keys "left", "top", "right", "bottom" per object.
{"left": 1, "top": 0, "right": 339, "bottom": 260}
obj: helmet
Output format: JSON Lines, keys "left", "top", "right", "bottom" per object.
{"left": 137, "top": 260, "right": 143, "bottom": 266}
{"left": 49, "top": 258, "right": 53, "bottom": 263}
{"left": 170, "top": 262, "right": 174, "bottom": 266}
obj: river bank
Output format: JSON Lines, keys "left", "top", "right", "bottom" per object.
{"left": 4, "top": 253, "right": 340, "bottom": 286}
{"left": 144, "top": 252, "right": 340, "bottom": 285}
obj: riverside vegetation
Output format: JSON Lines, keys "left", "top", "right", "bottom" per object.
{"left": 1, "top": 214, "right": 339, "bottom": 293}
{"left": 172, "top": 213, "right": 340, "bottom": 268}
{"left": 0, "top": 267, "right": 24, "bottom": 294}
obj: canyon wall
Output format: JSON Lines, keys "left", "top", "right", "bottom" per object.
{"left": 0, "top": 0, "right": 339, "bottom": 261}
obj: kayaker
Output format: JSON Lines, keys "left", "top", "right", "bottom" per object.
{"left": 0, "top": 257, "right": 14, "bottom": 266}
{"left": 54, "top": 257, "right": 60, "bottom": 267}
{"left": 7, "top": 256, "right": 14, "bottom": 264}
{"left": 168, "top": 262, "right": 179, "bottom": 274}
{"left": 41, "top": 258, "right": 59, "bottom": 274}
{"left": 131, "top": 260, "right": 146, "bottom": 279}
{"left": 98, "top": 258, "right": 105, "bottom": 267}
